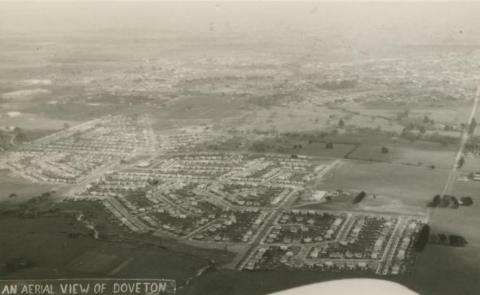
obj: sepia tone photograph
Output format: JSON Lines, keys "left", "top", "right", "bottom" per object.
{"left": 0, "top": 1, "right": 479, "bottom": 294}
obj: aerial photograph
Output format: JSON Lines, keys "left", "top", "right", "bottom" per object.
{"left": 0, "top": 1, "right": 479, "bottom": 295}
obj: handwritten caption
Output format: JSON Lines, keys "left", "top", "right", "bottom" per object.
{"left": 0, "top": 279, "right": 175, "bottom": 295}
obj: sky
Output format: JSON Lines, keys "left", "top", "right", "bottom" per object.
{"left": 1, "top": 1, "right": 479, "bottom": 51}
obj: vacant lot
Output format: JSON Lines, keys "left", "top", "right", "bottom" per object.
{"left": 0, "top": 171, "right": 58, "bottom": 202}
{"left": 320, "top": 160, "right": 450, "bottom": 208}
{"left": 347, "top": 138, "right": 457, "bottom": 169}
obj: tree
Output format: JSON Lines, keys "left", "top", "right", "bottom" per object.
{"left": 147, "top": 179, "right": 159, "bottom": 186}
{"left": 326, "top": 142, "right": 334, "bottom": 149}
{"left": 251, "top": 142, "right": 268, "bottom": 153}
{"left": 353, "top": 191, "right": 367, "bottom": 204}
{"left": 418, "top": 125, "right": 426, "bottom": 134}
{"left": 449, "top": 235, "right": 467, "bottom": 247}
{"left": 428, "top": 194, "right": 441, "bottom": 207}
{"left": 469, "top": 118, "right": 477, "bottom": 135}
{"left": 457, "top": 156, "right": 465, "bottom": 169}
{"left": 429, "top": 234, "right": 439, "bottom": 244}
{"left": 338, "top": 119, "right": 345, "bottom": 128}
{"left": 461, "top": 196, "right": 473, "bottom": 206}
{"left": 438, "top": 233, "right": 447, "bottom": 244}
{"left": 381, "top": 146, "right": 389, "bottom": 154}
{"left": 414, "top": 224, "right": 430, "bottom": 252}
{"left": 450, "top": 198, "right": 459, "bottom": 209}
{"left": 439, "top": 195, "right": 451, "bottom": 208}
{"left": 40, "top": 192, "right": 51, "bottom": 198}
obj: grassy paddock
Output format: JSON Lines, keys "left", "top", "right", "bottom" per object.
{"left": 320, "top": 160, "right": 449, "bottom": 207}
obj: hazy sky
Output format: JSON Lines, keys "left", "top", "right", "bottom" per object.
{"left": 1, "top": 1, "right": 479, "bottom": 50}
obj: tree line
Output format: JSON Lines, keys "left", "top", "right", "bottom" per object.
{"left": 428, "top": 194, "right": 473, "bottom": 208}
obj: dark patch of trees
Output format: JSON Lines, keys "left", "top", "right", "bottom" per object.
{"left": 428, "top": 194, "right": 442, "bottom": 207}
{"left": 465, "top": 141, "right": 480, "bottom": 153}
{"left": 444, "top": 124, "right": 455, "bottom": 131}
{"left": 430, "top": 233, "right": 468, "bottom": 247}
{"left": 461, "top": 196, "right": 473, "bottom": 206}
{"left": 450, "top": 198, "right": 459, "bottom": 209}
{"left": 414, "top": 224, "right": 430, "bottom": 252}
{"left": 468, "top": 118, "right": 477, "bottom": 135}
{"left": 441, "top": 195, "right": 456, "bottom": 208}
{"left": 438, "top": 234, "right": 447, "bottom": 243}
{"left": 325, "top": 142, "right": 334, "bottom": 149}
{"left": 353, "top": 191, "right": 367, "bottom": 204}
{"left": 147, "top": 179, "right": 159, "bottom": 186}
{"left": 418, "top": 125, "right": 426, "bottom": 134}
{"left": 449, "top": 235, "right": 468, "bottom": 247}
{"left": 423, "top": 115, "right": 435, "bottom": 125}
{"left": 250, "top": 142, "right": 269, "bottom": 153}
{"left": 457, "top": 156, "right": 465, "bottom": 169}
{"left": 428, "top": 194, "right": 473, "bottom": 208}
{"left": 381, "top": 146, "right": 389, "bottom": 154}
{"left": 440, "top": 195, "right": 453, "bottom": 208}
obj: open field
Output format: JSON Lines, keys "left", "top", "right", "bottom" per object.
{"left": 300, "top": 142, "right": 357, "bottom": 158}
{"left": 247, "top": 137, "right": 357, "bottom": 158}
{"left": 300, "top": 193, "right": 427, "bottom": 216}
{"left": 405, "top": 244, "right": 480, "bottom": 295}
{"left": 241, "top": 129, "right": 458, "bottom": 170}
{"left": 0, "top": 112, "right": 78, "bottom": 130}
{"left": 0, "top": 201, "right": 233, "bottom": 285}
{"left": 320, "top": 160, "right": 450, "bottom": 208}
{"left": 347, "top": 140, "right": 457, "bottom": 168}
{"left": 395, "top": 176, "right": 480, "bottom": 295}
{"left": 0, "top": 171, "right": 58, "bottom": 202}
